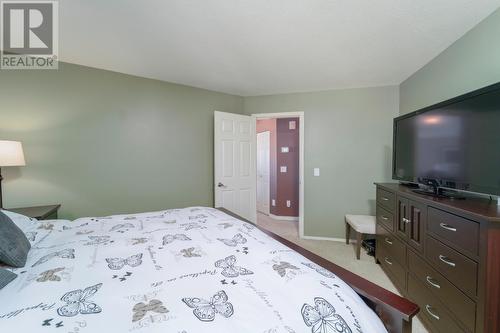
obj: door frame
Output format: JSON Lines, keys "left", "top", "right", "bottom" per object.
{"left": 252, "top": 112, "right": 305, "bottom": 239}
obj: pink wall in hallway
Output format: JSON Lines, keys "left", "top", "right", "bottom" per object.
{"left": 257, "top": 117, "right": 299, "bottom": 217}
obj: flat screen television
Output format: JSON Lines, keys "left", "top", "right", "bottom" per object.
{"left": 393, "top": 82, "right": 500, "bottom": 196}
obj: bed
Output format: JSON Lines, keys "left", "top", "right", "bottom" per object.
{"left": 0, "top": 206, "right": 418, "bottom": 333}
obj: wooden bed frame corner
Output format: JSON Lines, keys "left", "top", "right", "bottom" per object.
{"left": 217, "top": 208, "right": 419, "bottom": 333}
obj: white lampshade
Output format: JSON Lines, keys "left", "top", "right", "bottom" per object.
{"left": 0, "top": 141, "right": 26, "bottom": 167}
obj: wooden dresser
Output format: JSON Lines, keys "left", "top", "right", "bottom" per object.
{"left": 375, "top": 183, "right": 500, "bottom": 333}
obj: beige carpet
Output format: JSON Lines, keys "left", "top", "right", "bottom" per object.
{"left": 256, "top": 212, "right": 428, "bottom": 333}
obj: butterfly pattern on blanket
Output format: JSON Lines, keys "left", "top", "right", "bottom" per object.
{"left": 105, "top": 254, "right": 143, "bottom": 270}
{"left": 0, "top": 207, "right": 387, "bottom": 333}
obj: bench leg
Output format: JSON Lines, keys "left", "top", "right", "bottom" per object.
{"left": 345, "top": 221, "right": 350, "bottom": 245}
{"left": 356, "top": 231, "right": 362, "bottom": 260}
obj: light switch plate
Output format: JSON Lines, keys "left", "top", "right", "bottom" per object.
{"left": 280, "top": 166, "right": 287, "bottom": 173}
{"left": 281, "top": 147, "right": 289, "bottom": 153}
{"left": 286, "top": 200, "right": 291, "bottom": 208}
{"left": 289, "top": 121, "right": 296, "bottom": 130}
{"left": 272, "top": 199, "right": 276, "bottom": 206}
{"left": 313, "top": 168, "right": 320, "bottom": 176}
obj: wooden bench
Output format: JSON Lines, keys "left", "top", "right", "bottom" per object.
{"left": 345, "top": 214, "right": 376, "bottom": 259}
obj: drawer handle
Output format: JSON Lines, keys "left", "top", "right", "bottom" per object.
{"left": 384, "top": 257, "right": 393, "bottom": 265}
{"left": 425, "top": 305, "right": 440, "bottom": 320}
{"left": 384, "top": 238, "right": 393, "bottom": 245}
{"left": 381, "top": 197, "right": 389, "bottom": 201}
{"left": 439, "top": 255, "right": 456, "bottom": 267}
{"left": 426, "top": 276, "right": 441, "bottom": 289}
{"left": 439, "top": 223, "right": 457, "bottom": 232}
{"left": 402, "top": 218, "right": 410, "bottom": 223}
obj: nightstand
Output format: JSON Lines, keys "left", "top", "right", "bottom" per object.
{"left": 8, "top": 204, "right": 61, "bottom": 220}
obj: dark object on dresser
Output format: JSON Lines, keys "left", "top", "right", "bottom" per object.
{"left": 218, "top": 207, "right": 419, "bottom": 333}
{"left": 8, "top": 204, "right": 61, "bottom": 220}
{"left": 375, "top": 183, "right": 500, "bottom": 333}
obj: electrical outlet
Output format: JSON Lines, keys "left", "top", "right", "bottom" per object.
{"left": 289, "top": 121, "right": 296, "bottom": 130}
{"left": 281, "top": 146, "right": 289, "bottom": 153}
{"left": 272, "top": 199, "right": 276, "bottom": 206}
{"left": 280, "top": 166, "right": 287, "bottom": 173}
{"left": 286, "top": 200, "right": 291, "bottom": 208}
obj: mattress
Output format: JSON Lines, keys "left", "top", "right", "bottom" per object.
{"left": 0, "top": 207, "right": 387, "bottom": 332}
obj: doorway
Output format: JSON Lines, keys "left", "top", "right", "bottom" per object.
{"left": 213, "top": 110, "right": 304, "bottom": 238}
{"left": 253, "top": 112, "right": 304, "bottom": 238}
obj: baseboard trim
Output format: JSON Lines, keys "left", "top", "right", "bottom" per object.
{"left": 269, "top": 213, "right": 299, "bottom": 221}
{"left": 301, "top": 235, "right": 349, "bottom": 242}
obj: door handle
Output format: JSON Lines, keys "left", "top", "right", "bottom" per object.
{"left": 426, "top": 276, "right": 441, "bottom": 289}
{"left": 425, "top": 305, "right": 440, "bottom": 320}
{"left": 217, "top": 182, "right": 226, "bottom": 188}
{"left": 402, "top": 218, "right": 410, "bottom": 223}
{"left": 439, "top": 223, "right": 457, "bottom": 232}
{"left": 438, "top": 255, "right": 456, "bottom": 267}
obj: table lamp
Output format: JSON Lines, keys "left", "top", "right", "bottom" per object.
{"left": 0, "top": 141, "right": 26, "bottom": 208}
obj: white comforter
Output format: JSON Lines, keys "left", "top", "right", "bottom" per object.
{"left": 0, "top": 207, "right": 387, "bottom": 333}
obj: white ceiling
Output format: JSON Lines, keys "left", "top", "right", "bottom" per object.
{"left": 60, "top": 0, "right": 500, "bottom": 96}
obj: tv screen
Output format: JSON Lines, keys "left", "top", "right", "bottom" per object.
{"left": 393, "top": 83, "right": 500, "bottom": 196}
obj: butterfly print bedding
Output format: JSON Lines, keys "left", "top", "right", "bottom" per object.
{"left": 214, "top": 255, "right": 253, "bottom": 278}
{"left": 37, "top": 267, "right": 65, "bottom": 282}
{"left": 273, "top": 261, "right": 300, "bottom": 277}
{"left": 180, "top": 247, "right": 201, "bottom": 258}
{"left": 302, "top": 262, "right": 337, "bottom": 279}
{"left": 217, "top": 233, "right": 247, "bottom": 247}
{"left": 0, "top": 207, "right": 387, "bottom": 332}
{"left": 182, "top": 290, "right": 234, "bottom": 322}
{"left": 301, "top": 297, "right": 352, "bottom": 333}
{"left": 162, "top": 234, "right": 191, "bottom": 245}
{"left": 32, "top": 249, "right": 75, "bottom": 267}
{"left": 132, "top": 299, "right": 169, "bottom": 322}
{"left": 57, "top": 284, "right": 103, "bottom": 317}
{"left": 105, "top": 254, "right": 143, "bottom": 270}
{"left": 83, "top": 236, "right": 112, "bottom": 246}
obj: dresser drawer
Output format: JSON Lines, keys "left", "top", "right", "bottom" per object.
{"left": 428, "top": 207, "right": 479, "bottom": 256}
{"left": 377, "top": 188, "right": 395, "bottom": 212}
{"left": 426, "top": 236, "right": 478, "bottom": 297}
{"left": 408, "top": 274, "right": 467, "bottom": 333}
{"left": 378, "top": 245, "right": 406, "bottom": 291}
{"left": 408, "top": 250, "right": 476, "bottom": 332}
{"left": 376, "top": 223, "right": 406, "bottom": 266}
{"left": 376, "top": 205, "right": 394, "bottom": 231}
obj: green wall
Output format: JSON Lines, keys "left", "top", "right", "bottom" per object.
{"left": 400, "top": 8, "right": 500, "bottom": 114}
{"left": 244, "top": 86, "right": 399, "bottom": 238}
{"left": 0, "top": 62, "right": 244, "bottom": 219}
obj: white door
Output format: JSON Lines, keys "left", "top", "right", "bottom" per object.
{"left": 256, "top": 131, "right": 270, "bottom": 215}
{"left": 214, "top": 111, "right": 256, "bottom": 223}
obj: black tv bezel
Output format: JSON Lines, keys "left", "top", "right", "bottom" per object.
{"left": 392, "top": 81, "right": 500, "bottom": 196}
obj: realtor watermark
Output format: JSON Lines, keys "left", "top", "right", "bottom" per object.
{"left": 1, "top": 0, "right": 58, "bottom": 69}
